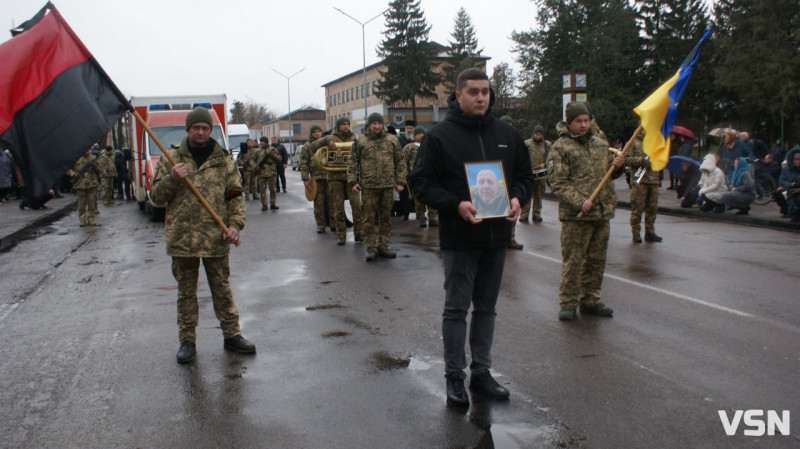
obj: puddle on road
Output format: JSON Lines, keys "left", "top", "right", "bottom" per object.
{"left": 237, "top": 259, "right": 308, "bottom": 291}
{"left": 369, "top": 350, "right": 410, "bottom": 371}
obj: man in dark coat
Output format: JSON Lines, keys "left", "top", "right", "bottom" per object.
{"left": 411, "top": 68, "right": 533, "bottom": 408}
{"left": 272, "top": 137, "right": 289, "bottom": 193}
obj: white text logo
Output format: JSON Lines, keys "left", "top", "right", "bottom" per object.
{"left": 718, "top": 410, "right": 790, "bottom": 436}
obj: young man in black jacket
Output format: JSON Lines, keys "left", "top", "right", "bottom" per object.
{"left": 410, "top": 68, "right": 533, "bottom": 407}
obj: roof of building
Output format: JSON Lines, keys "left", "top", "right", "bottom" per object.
{"left": 263, "top": 106, "right": 325, "bottom": 124}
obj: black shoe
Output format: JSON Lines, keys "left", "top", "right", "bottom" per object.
{"left": 700, "top": 203, "right": 713, "bottom": 212}
{"left": 366, "top": 250, "right": 378, "bottom": 262}
{"left": 446, "top": 375, "right": 470, "bottom": 407}
{"left": 580, "top": 302, "right": 614, "bottom": 317}
{"left": 176, "top": 341, "right": 196, "bottom": 364}
{"left": 644, "top": 233, "right": 662, "bottom": 242}
{"left": 261, "top": 205, "right": 268, "bottom": 211}
{"left": 632, "top": 234, "right": 643, "bottom": 243}
{"left": 519, "top": 217, "right": 528, "bottom": 223}
{"left": 378, "top": 247, "right": 396, "bottom": 258}
{"left": 345, "top": 219, "right": 353, "bottom": 228}
{"left": 533, "top": 215, "right": 543, "bottom": 222}
{"left": 224, "top": 335, "right": 256, "bottom": 354}
{"left": 317, "top": 227, "right": 325, "bottom": 234}
{"left": 735, "top": 207, "right": 750, "bottom": 215}
{"left": 429, "top": 219, "right": 439, "bottom": 227}
{"left": 558, "top": 307, "right": 577, "bottom": 321}
{"left": 402, "top": 214, "right": 409, "bottom": 221}
{"left": 354, "top": 234, "right": 364, "bottom": 242}
{"left": 469, "top": 371, "right": 509, "bottom": 400}
{"left": 337, "top": 237, "right": 346, "bottom": 246}
{"left": 713, "top": 204, "right": 726, "bottom": 213}
{"left": 270, "top": 205, "right": 279, "bottom": 210}
{"left": 419, "top": 220, "right": 427, "bottom": 227}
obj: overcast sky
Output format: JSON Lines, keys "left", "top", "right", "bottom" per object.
{"left": 1, "top": 0, "right": 539, "bottom": 117}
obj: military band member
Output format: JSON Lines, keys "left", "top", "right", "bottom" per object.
{"left": 520, "top": 125, "right": 550, "bottom": 223}
{"left": 348, "top": 113, "right": 405, "bottom": 261}
{"left": 251, "top": 137, "right": 282, "bottom": 211}
{"left": 300, "top": 125, "right": 328, "bottom": 233}
{"left": 151, "top": 107, "right": 255, "bottom": 363}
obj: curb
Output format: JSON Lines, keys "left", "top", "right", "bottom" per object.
{"left": 543, "top": 193, "right": 800, "bottom": 233}
{"left": 0, "top": 200, "right": 77, "bottom": 252}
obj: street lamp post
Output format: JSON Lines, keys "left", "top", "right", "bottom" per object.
{"left": 334, "top": 7, "right": 387, "bottom": 127}
{"left": 272, "top": 67, "right": 305, "bottom": 151}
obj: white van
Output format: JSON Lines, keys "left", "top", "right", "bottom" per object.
{"left": 227, "top": 124, "right": 251, "bottom": 158}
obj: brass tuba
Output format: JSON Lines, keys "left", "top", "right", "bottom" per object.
{"left": 314, "top": 142, "right": 352, "bottom": 172}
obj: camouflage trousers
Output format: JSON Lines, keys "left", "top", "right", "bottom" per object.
{"left": 312, "top": 178, "right": 328, "bottom": 230}
{"left": 171, "top": 256, "right": 241, "bottom": 343}
{"left": 258, "top": 175, "right": 277, "bottom": 207}
{"left": 361, "top": 187, "right": 394, "bottom": 252}
{"left": 327, "top": 180, "right": 363, "bottom": 239}
{"left": 243, "top": 171, "right": 257, "bottom": 198}
{"left": 76, "top": 188, "right": 97, "bottom": 225}
{"left": 520, "top": 179, "right": 546, "bottom": 220}
{"left": 414, "top": 199, "right": 437, "bottom": 223}
{"left": 101, "top": 178, "right": 115, "bottom": 204}
{"left": 629, "top": 182, "right": 659, "bottom": 235}
{"left": 558, "top": 220, "right": 610, "bottom": 309}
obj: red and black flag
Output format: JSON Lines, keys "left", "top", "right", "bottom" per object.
{"left": 0, "top": 2, "right": 132, "bottom": 203}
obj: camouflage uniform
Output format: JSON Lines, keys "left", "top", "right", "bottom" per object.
{"left": 520, "top": 138, "right": 550, "bottom": 221}
{"left": 98, "top": 151, "right": 117, "bottom": 205}
{"left": 309, "top": 130, "right": 363, "bottom": 240}
{"left": 348, "top": 129, "right": 405, "bottom": 253}
{"left": 251, "top": 144, "right": 281, "bottom": 209}
{"left": 403, "top": 142, "right": 437, "bottom": 225}
{"left": 300, "top": 136, "right": 328, "bottom": 230}
{"left": 151, "top": 137, "right": 246, "bottom": 343}
{"left": 548, "top": 121, "right": 622, "bottom": 309}
{"left": 626, "top": 135, "right": 660, "bottom": 238}
{"left": 67, "top": 152, "right": 102, "bottom": 226}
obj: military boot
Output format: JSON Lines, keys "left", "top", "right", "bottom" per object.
{"left": 558, "top": 307, "right": 577, "bottom": 321}
{"left": 644, "top": 233, "right": 663, "bottom": 242}
{"left": 580, "top": 302, "right": 614, "bottom": 317}
{"left": 378, "top": 247, "right": 396, "bottom": 259}
{"left": 366, "top": 250, "right": 378, "bottom": 262}
{"left": 632, "top": 233, "right": 643, "bottom": 243}
{"left": 508, "top": 240, "right": 524, "bottom": 250}
{"left": 224, "top": 335, "right": 256, "bottom": 354}
{"left": 176, "top": 341, "right": 196, "bottom": 364}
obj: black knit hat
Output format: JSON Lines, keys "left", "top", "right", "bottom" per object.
{"left": 566, "top": 101, "right": 591, "bottom": 124}
{"left": 413, "top": 126, "right": 426, "bottom": 135}
{"left": 533, "top": 125, "right": 544, "bottom": 134}
{"left": 336, "top": 117, "right": 350, "bottom": 129}
{"left": 405, "top": 120, "right": 416, "bottom": 127}
{"left": 260, "top": 136, "right": 269, "bottom": 143}
{"left": 185, "top": 107, "right": 213, "bottom": 130}
{"left": 310, "top": 125, "right": 322, "bottom": 134}
{"left": 367, "top": 112, "right": 384, "bottom": 125}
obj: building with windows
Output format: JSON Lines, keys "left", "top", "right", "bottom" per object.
{"left": 322, "top": 43, "right": 489, "bottom": 131}
{"left": 261, "top": 106, "right": 326, "bottom": 152}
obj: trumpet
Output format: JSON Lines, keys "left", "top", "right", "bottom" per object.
{"left": 314, "top": 142, "right": 352, "bottom": 172}
{"left": 634, "top": 156, "right": 650, "bottom": 184}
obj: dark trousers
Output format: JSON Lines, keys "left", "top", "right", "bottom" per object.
{"left": 276, "top": 166, "right": 286, "bottom": 191}
{"left": 442, "top": 247, "right": 507, "bottom": 379}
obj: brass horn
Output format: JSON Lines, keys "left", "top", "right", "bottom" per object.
{"left": 314, "top": 142, "right": 352, "bottom": 172}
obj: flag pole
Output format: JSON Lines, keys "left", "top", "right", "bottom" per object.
{"left": 577, "top": 124, "right": 643, "bottom": 218}
{"left": 131, "top": 110, "right": 229, "bottom": 235}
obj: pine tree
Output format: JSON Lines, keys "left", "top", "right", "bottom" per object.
{"left": 230, "top": 100, "right": 246, "bottom": 124}
{"left": 374, "top": 0, "right": 441, "bottom": 122}
{"left": 512, "top": 0, "right": 645, "bottom": 141}
{"left": 443, "top": 7, "right": 484, "bottom": 92}
{"left": 491, "top": 63, "right": 516, "bottom": 118}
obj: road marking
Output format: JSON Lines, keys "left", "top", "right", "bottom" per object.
{"left": 522, "top": 251, "right": 755, "bottom": 318}
{"left": 0, "top": 302, "right": 19, "bottom": 322}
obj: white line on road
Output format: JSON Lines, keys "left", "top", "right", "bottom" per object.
{"left": 522, "top": 251, "right": 755, "bottom": 318}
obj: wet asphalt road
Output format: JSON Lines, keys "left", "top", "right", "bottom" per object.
{"left": 0, "top": 173, "right": 798, "bottom": 449}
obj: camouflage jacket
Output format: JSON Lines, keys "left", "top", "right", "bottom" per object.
{"left": 524, "top": 138, "right": 550, "bottom": 169}
{"left": 402, "top": 142, "right": 420, "bottom": 183}
{"left": 236, "top": 150, "right": 249, "bottom": 171}
{"left": 151, "top": 137, "right": 245, "bottom": 258}
{"left": 250, "top": 145, "right": 281, "bottom": 178}
{"left": 299, "top": 137, "right": 326, "bottom": 181}
{"left": 625, "top": 135, "right": 659, "bottom": 185}
{"left": 98, "top": 153, "right": 117, "bottom": 178}
{"left": 348, "top": 129, "right": 405, "bottom": 189}
{"left": 67, "top": 153, "right": 102, "bottom": 190}
{"left": 548, "top": 122, "right": 621, "bottom": 221}
{"left": 309, "top": 130, "right": 355, "bottom": 182}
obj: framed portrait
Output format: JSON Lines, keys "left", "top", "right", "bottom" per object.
{"left": 464, "top": 161, "right": 510, "bottom": 219}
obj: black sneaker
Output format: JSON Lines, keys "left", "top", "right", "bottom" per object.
{"left": 446, "top": 375, "right": 470, "bottom": 407}
{"left": 176, "top": 341, "right": 196, "bottom": 364}
{"left": 469, "top": 371, "right": 509, "bottom": 400}
{"left": 224, "top": 335, "right": 256, "bottom": 354}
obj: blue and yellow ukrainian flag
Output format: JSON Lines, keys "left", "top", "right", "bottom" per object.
{"left": 634, "top": 28, "right": 712, "bottom": 171}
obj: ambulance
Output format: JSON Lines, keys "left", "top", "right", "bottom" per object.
{"left": 127, "top": 95, "right": 228, "bottom": 220}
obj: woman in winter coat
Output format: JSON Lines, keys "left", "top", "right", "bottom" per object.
{"left": 698, "top": 153, "right": 728, "bottom": 213}
{"left": 722, "top": 157, "right": 756, "bottom": 215}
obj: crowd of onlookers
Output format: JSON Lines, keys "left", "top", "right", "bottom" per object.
{"left": 671, "top": 130, "right": 799, "bottom": 223}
